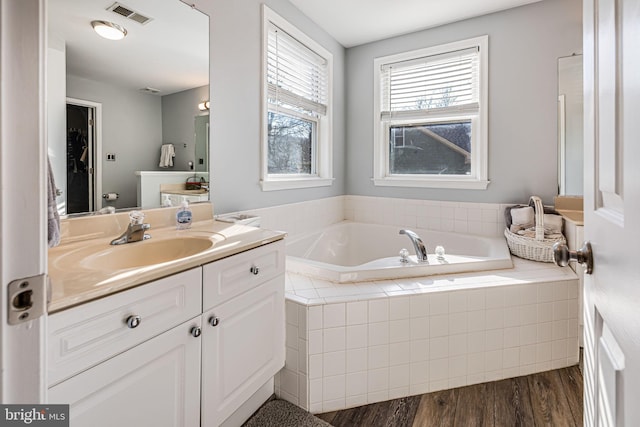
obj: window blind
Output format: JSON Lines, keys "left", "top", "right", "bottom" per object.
{"left": 380, "top": 46, "right": 480, "bottom": 120}
{"left": 267, "top": 22, "right": 328, "bottom": 117}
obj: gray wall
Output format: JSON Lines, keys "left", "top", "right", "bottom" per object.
{"left": 67, "top": 75, "right": 163, "bottom": 209}
{"left": 345, "top": 0, "right": 582, "bottom": 205}
{"left": 161, "top": 85, "right": 210, "bottom": 171}
{"left": 197, "top": 0, "right": 346, "bottom": 214}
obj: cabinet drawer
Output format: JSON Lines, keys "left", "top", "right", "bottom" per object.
{"left": 48, "top": 267, "right": 202, "bottom": 386}
{"left": 203, "top": 240, "right": 284, "bottom": 310}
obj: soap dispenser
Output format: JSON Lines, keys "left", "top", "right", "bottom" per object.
{"left": 162, "top": 194, "right": 172, "bottom": 207}
{"left": 176, "top": 197, "right": 192, "bottom": 230}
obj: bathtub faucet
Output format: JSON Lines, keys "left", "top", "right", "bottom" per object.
{"left": 399, "top": 229, "right": 428, "bottom": 263}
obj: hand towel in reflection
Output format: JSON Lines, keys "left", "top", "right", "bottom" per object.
{"left": 159, "top": 143, "right": 175, "bottom": 168}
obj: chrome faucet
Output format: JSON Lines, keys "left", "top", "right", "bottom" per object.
{"left": 399, "top": 229, "right": 428, "bottom": 262}
{"left": 110, "top": 211, "right": 151, "bottom": 245}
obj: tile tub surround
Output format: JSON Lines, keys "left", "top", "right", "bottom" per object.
{"left": 225, "top": 195, "right": 511, "bottom": 239}
{"left": 275, "top": 258, "right": 579, "bottom": 413}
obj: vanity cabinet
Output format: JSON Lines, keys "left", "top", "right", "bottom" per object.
{"left": 47, "top": 267, "right": 203, "bottom": 426}
{"left": 48, "top": 268, "right": 202, "bottom": 386}
{"left": 47, "top": 239, "right": 286, "bottom": 427}
{"left": 201, "top": 241, "right": 286, "bottom": 427}
{"left": 48, "top": 317, "right": 202, "bottom": 427}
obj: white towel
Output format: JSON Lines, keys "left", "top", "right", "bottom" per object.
{"left": 543, "top": 214, "right": 563, "bottom": 234}
{"left": 159, "top": 144, "right": 175, "bottom": 168}
{"left": 510, "top": 206, "right": 534, "bottom": 228}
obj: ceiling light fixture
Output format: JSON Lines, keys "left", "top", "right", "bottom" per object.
{"left": 91, "top": 20, "right": 128, "bottom": 40}
{"left": 198, "top": 101, "right": 210, "bottom": 111}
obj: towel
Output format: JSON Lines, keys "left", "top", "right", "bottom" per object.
{"left": 543, "top": 214, "right": 563, "bottom": 234}
{"left": 510, "top": 206, "right": 534, "bottom": 228}
{"left": 47, "top": 157, "right": 61, "bottom": 248}
{"left": 159, "top": 144, "right": 175, "bottom": 168}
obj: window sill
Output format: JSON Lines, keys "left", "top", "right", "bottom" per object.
{"left": 261, "top": 177, "right": 334, "bottom": 191}
{"left": 372, "top": 177, "right": 490, "bottom": 190}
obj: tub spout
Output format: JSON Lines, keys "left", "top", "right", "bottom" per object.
{"left": 399, "top": 229, "right": 428, "bottom": 263}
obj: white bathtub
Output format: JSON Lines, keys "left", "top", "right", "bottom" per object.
{"left": 286, "top": 221, "right": 513, "bottom": 282}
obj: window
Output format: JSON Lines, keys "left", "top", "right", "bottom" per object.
{"left": 261, "top": 6, "right": 333, "bottom": 191}
{"left": 373, "top": 36, "right": 489, "bottom": 189}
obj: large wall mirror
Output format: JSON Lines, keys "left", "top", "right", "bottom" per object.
{"left": 47, "top": 0, "right": 209, "bottom": 215}
{"left": 557, "top": 54, "right": 583, "bottom": 196}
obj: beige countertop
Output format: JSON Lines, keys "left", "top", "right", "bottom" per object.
{"left": 554, "top": 196, "right": 584, "bottom": 226}
{"left": 556, "top": 209, "right": 584, "bottom": 226}
{"left": 48, "top": 219, "right": 285, "bottom": 313}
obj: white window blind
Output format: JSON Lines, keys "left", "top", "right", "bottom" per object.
{"left": 267, "top": 22, "right": 328, "bottom": 117}
{"left": 380, "top": 46, "right": 480, "bottom": 120}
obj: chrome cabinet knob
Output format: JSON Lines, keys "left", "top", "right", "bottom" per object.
{"left": 209, "top": 316, "right": 220, "bottom": 327}
{"left": 126, "top": 315, "right": 141, "bottom": 329}
{"left": 553, "top": 241, "right": 594, "bottom": 274}
{"left": 250, "top": 266, "right": 260, "bottom": 275}
{"left": 190, "top": 326, "right": 201, "bottom": 338}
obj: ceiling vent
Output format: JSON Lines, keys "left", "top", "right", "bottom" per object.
{"left": 139, "top": 87, "right": 160, "bottom": 94}
{"left": 107, "top": 2, "right": 153, "bottom": 25}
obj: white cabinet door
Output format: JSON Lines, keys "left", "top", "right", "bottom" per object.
{"left": 201, "top": 276, "right": 285, "bottom": 426}
{"left": 48, "top": 318, "right": 202, "bottom": 427}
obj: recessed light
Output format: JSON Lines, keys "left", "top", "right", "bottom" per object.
{"left": 91, "top": 20, "right": 127, "bottom": 40}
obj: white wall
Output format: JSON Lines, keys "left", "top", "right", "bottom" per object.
{"left": 344, "top": 0, "right": 582, "bottom": 206}
{"left": 558, "top": 55, "right": 583, "bottom": 196}
{"left": 196, "top": 0, "right": 346, "bottom": 214}
{"left": 66, "top": 75, "right": 163, "bottom": 209}
{"left": 161, "top": 85, "right": 209, "bottom": 172}
{"left": 46, "top": 37, "right": 67, "bottom": 213}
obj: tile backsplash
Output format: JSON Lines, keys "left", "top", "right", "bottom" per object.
{"left": 229, "top": 195, "right": 511, "bottom": 238}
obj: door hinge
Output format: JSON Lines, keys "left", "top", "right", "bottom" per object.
{"left": 88, "top": 119, "right": 94, "bottom": 126}
{"left": 88, "top": 167, "right": 94, "bottom": 174}
{"left": 7, "top": 274, "right": 47, "bottom": 325}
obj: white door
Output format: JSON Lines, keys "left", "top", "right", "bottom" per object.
{"left": 583, "top": 0, "right": 640, "bottom": 425}
{"left": 0, "top": 0, "right": 47, "bottom": 403}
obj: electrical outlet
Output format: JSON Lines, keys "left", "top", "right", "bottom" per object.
{"left": 106, "top": 153, "right": 116, "bottom": 161}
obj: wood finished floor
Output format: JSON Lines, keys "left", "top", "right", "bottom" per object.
{"left": 317, "top": 365, "right": 583, "bottom": 427}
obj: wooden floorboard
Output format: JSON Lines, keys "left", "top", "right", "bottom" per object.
{"left": 411, "top": 389, "right": 457, "bottom": 427}
{"left": 527, "top": 370, "right": 576, "bottom": 427}
{"left": 320, "top": 396, "right": 422, "bottom": 427}
{"left": 318, "top": 365, "right": 583, "bottom": 427}
{"left": 559, "top": 366, "right": 584, "bottom": 426}
{"left": 452, "top": 382, "right": 495, "bottom": 427}
{"left": 493, "top": 375, "right": 535, "bottom": 427}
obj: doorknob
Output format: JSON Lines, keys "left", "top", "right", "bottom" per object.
{"left": 553, "top": 241, "right": 594, "bottom": 274}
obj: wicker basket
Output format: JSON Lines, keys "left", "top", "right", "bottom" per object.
{"left": 504, "top": 196, "right": 566, "bottom": 262}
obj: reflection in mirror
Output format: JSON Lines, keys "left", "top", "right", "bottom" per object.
{"left": 557, "top": 54, "right": 583, "bottom": 196}
{"left": 47, "top": 0, "right": 209, "bottom": 215}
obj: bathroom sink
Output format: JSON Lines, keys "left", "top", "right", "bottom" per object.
{"left": 70, "top": 237, "right": 215, "bottom": 271}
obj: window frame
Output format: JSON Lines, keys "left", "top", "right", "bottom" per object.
{"left": 261, "top": 5, "right": 334, "bottom": 191}
{"left": 373, "top": 36, "right": 489, "bottom": 189}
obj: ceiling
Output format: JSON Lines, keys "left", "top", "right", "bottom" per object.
{"left": 48, "top": 0, "right": 542, "bottom": 93}
{"left": 288, "top": 0, "right": 544, "bottom": 47}
{"left": 48, "top": 0, "right": 209, "bottom": 95}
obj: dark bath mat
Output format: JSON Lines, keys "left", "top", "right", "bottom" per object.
{"left": 243, "top": 399, "right": 333, "bottom": 427}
